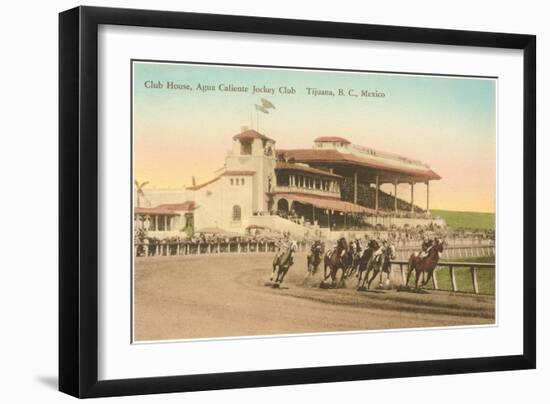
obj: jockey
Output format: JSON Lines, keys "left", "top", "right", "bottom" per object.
{"left": 308, "top": 240, "right": 323, "bottom": 263}
{"left": 418, "top": 237, "right": 434, "bottom": 259}
{"left": 309, "top": 239, "right": 323, "bottom": 254}
{"left": 276, "top": 234, "right": 290, "bottom": 254}
{"left": 371, "top": 239, "right": 386, "bottom": 263}
{"left": 355, "top": 238, "right": 363, "bottom": 254}
{"left": 326, "top": 237, "right": 346, "bottom": 259}
{"left": 275, "top": 235, "right": 295, "bottom": 265}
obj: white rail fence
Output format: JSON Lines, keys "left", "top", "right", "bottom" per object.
{"left": 134, "top": 240, "right": 285, "bottom": 257}
{"left": 390, "top": 260, "right": 495, "bottom": 295}
{"left": 134, "top": 240, "right": 494, "bottom": 260}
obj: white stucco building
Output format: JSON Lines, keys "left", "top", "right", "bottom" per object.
{"left": 135, "top": 128, "right": 445, "bottom": 238}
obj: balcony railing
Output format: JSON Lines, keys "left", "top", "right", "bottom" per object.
{"left": 273, "top": 185, "right": 340, "bottom": 198}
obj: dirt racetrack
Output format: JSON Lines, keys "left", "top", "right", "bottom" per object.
{"left": 134, "top": 252, "right": 495, "bottom": 341}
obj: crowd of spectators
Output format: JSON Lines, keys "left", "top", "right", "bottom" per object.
{"left": 134, "top": 224, "right": 494, "bottom": 257}
{"left": 134, "top": 228, "right": 311, "bottom": 257}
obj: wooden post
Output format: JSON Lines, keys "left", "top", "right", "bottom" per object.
{"left": 375, "top": 175, "right": 379, "bottom": 212}
{"left": 471, "top": 266, "right": 479, "bottom": 294}
{"left": 449, "top": 265, "right": 458, "bottom": 292}
{"left": 394, "top": 179, "right": 398, "bottom": 213}
{"left": 410, "top": 182, "right": 415, "bottom": 213}
{"left": 400, "top": 263, "right": 406, "bottom": 285}
{"left": 432, "top": 268, "right": 439, "bottom": 290}
{"left": 353, "top": 171, "right": 358, "bottom": 204}
{"left": 426, "top": 181, "right": 430, "bottom": 212}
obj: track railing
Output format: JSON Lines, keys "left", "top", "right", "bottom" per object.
{"left": 390, "top": 260, "right": 495, "bottom": 295}
{"left": 135, "top": 241, "right": 294, "bottom": 257}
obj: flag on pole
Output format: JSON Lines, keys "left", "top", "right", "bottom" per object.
{"left": 260, "top": 98, "right": 276, "bottom": 109}
{"left": 255, "top": 104, "right": 269, "bottom": 114}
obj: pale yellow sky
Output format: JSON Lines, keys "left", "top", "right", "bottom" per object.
{"left": 133, "top": 62, "right": 496, "bottom": 213}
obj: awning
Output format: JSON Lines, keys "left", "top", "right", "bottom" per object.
{"left": 135, "top": 207, "right": 180, "bottom": 215}
{"left": 274, "top": 192, "right": 388, "bottom": 215}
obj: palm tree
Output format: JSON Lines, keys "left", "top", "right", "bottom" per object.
{"left": 135, "top": 180, "right": 149, "bottom": 207}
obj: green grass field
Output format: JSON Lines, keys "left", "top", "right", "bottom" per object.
{"left": 431, "top": 209, "right": 495, "bottom": 230}
{"left": 405, "top": 256, "right": 495, "bottom": 295}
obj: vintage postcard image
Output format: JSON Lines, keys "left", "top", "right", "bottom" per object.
{"left": 132, "top": 61, "right": 496, "bottom": 342}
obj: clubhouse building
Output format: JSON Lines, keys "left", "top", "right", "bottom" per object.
{"left": 135, "top": 128, "right": 445, "bottom": 238}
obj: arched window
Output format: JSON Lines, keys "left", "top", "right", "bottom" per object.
{"left": 232, "top": 205, "right": 242, "bottom": 221}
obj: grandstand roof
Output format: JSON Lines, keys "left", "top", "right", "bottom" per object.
{"left": 278, "top": 148, "right": 441, "bottom": 181}
{"left": 314, "top": 136, "right": 351, "bottom": 144}
{"left": 275, "top": 162, "right": 342, "bottom": 179}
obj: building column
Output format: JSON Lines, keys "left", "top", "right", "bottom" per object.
{"left": 410, "top": 182, "right": 415, "bottom": 213}
{"left": 154, "top": 215, "right": 158, "bottom": 231}
{"left": 426, "top": 181, "right": 430, "bottom": 212}
{"left": 375, "top": 175, "right": 379, "bottom": 212}
{"left": 164, "top": 215, "right": 168, "bottom": 231}
{"left": 353, "top": 171, "right": 358, "bottom": 204}
{"left": 394, "top": 179, "right": 398, "bottom": 213}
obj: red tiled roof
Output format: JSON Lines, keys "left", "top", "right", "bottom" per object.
{"left": 134, "top": 207, "right": 181, "bottom": 215}
{"left": 156, "top": 201, "right": 196, "bottom": 211}
{"left": 314, "top": 136, "right": 351, "bottom": 144}
{"left": 220, "top": 170, "right": 256, "bottom": 176}
{"left": 278, "top": 149, "right": 441, "bottom": 180}
{"left": 233, "top": 129, "right": 275, "bottom": 143}
{"left": 271, "top": 192, "right": 387, "bottom": 215}
{"left": 275, "top": 162, "right": 342, "bottom": 178}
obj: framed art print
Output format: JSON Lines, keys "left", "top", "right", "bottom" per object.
{"left": 59, "top": 6, "right": 536, "bottom": 398}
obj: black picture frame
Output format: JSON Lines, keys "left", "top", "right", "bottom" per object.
{"left": 59, "top": 6, "right": 536, "bottom": 398}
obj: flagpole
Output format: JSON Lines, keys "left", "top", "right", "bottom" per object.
{"left": 253, "top": 98, "right": 275, "bottom": 132}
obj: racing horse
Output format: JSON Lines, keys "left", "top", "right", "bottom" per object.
{"left": 270, "top": 240, "right": 298, "bottom": 288}
{"left": 307, "top": 242, "right": 324, "bottom": 276}
{"left": 323, "top": 237, "right": 350, "bottom": 288}
{"left": 364, "top": 242, "right": 396, "bottom": 290}
{"left": 356, "top": 239, "right": 379, "bottom": 290}
{"left": 406, "top": 238, "right": 445, "bottom": 288}
{"left": 344, "top": 240, "right": 363, "bottom": 279}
